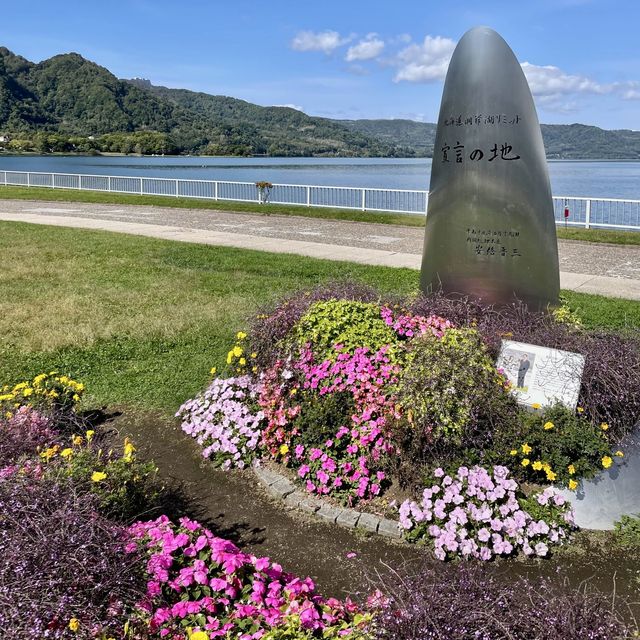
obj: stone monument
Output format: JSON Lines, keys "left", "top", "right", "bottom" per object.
{"left": 420, "top": 26, "right": 560, "bottom": 311}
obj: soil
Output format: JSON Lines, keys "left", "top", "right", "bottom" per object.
{"left": 107, "top": 408, "right": 640, "bottom": 614}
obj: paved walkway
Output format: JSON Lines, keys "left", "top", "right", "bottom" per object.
{"left": 1, "top": 199, "right": 640, "bottom": 300}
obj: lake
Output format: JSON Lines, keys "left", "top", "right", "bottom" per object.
{"left": 0, "top": 155, "right": 639, "bottom": 200}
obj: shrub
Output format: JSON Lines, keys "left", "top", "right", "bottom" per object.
{"left": 128, "top": 515, "right": 370, "bottom": 639}
{"left": 395, "top": 328, "right": 514, "bottom": 446}
{"left": 0, "top": 405, "right": 59, "bottom": 465}
{"left": 373, "top": 562, "right": 631, "bottom": 640}
{"left": 177, "top": 375, "right": 264, "bottom": 470}
{"left": 398, "top": 465, "right": 574, "bottom": 560}
{"left": 248, "top": 281, "right": 381, "bottom": 368}
{"left": 614, "top": 514, "right": 640, "bottom": 548}
{"left": 0, "top": 475, "right": 144, "bottom": 639}
{"left": 39, "top": 430, "right": 161, "bottom": 522}
{"left": 493, "top": 403, "right": 613, "bottom": 487}
{"left": 294, "top": 299, "right": 398, "bottom": 363}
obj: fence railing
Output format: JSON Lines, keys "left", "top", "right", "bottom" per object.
{"left": 2, "top": 170, "right": 640, "bottom": 230}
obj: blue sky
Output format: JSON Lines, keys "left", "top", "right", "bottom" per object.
{"left": 2, "top": 0, "right": 639, "bottom": 129}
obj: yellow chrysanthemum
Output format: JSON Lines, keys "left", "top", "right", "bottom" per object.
{"left": 60, "top": 448, "right": 73, "bottom": 459}
{"left": 521, "top": 443, "right": 532, "bottom": 455}
{"left": 568, "top": 464, "right": 576, "bottom": 475}
{"left": 532, "top": 460, "right": 543, "bottom": 471}
{"left": 210, "top": 367, "right": 217, "bottom": 376}
{"left": 602, "top": 456, "right": 613, "bottom": 469}
{"left": 577, "top": 407, "right": 584, "bottom": 414}
{"left": 568, "top": 479, "right": 578, "bottom": 491}
{"left": 545, "top": 469, "right": 557, "bottom": 481}
{"left": 600, "top": 423, "right": 609, "bottom": 431}
{"left": 279, "top": 444, "right": 289, "bottom": 456}
{"left": 189, "top": 632, "right": 209, "bottom": 640}
{"left": 233, "top": 346, "right": 243, "bottom": 357}
{"left": 615, "top": 450, "right": 624, "bottom": 457}
{"left": 543, "top": 421, "right": 554, "bottom": 430}
{"left": 91, "top": 471, "right": 107, "bottom": 482}
{"left": 531, "top": 403, "right": 542, "bottom": 410}
{"left": 86, "top": 430, "right": 95, "bottom": 441}
{"left": 72, "top": 435, "right": 84, "bottom": 446}
{"left": 236, "top": 331, "right": 247, "bottom": 340}
{"left": 509, "top": 449, "right": 518, "bottom": 456}
{"left": 68, "top": 618, "right": 80, "bottom": 632}
{"left": 239, "top": 357, "right": 247, "bottom": 366}
{"left": 521, "top": 458, "right": 530, "bottom": 467}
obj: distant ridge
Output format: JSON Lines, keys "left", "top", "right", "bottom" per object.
{"left": 1, "top": 46, "right": 639, "bottom": 159}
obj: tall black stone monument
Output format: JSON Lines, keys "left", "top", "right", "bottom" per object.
{"left": 420, "top": 27, "right": 560, "bottom": 310}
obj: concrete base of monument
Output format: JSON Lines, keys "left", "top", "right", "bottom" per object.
{"left": 557, "top": 426, "right": 640, "bottom": 530}
{"left": 253, "top": 462, "right": 403, "bottom": 540}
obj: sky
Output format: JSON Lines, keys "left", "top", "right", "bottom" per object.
{"left": 2, "top": 0, "right": 639, "bottom": 130}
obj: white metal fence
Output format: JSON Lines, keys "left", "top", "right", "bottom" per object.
{"left": 2, "top": 170, "right": 640, "bottom": 230}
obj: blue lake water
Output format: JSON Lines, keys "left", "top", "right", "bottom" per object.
{"left": 0, "top": 155, "right": 639, "bottom": 200}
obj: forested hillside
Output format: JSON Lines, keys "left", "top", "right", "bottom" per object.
{"left": 1, "top": 46, "right": 639, "bottom": 159}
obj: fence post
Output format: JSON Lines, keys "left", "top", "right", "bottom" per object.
{"left": 176, "top": 179, "right": 179, "bottom": 197}
{"left": 585, "top": 199, "right": 591, "bottom": 229}
{"left": 108, "top": 176, "right": 111, "bottom": 192}
{"left": 51, "top": 173, "right": 55, "bottom": 189}
{"left": 306, "top": 186, "right": 311, "bottom": 207}
{"left": 361, "top": 188, "right": 366, "bottom": 211}
{"left": 140, "top": 177, "right": 143, "bottom": 195}
{"left": 27, "top": 172, "right": 30, "bottom": 188}
{"left": 214, "top": 181, "right": 218, "bottom": 201}
{"left": 78, "top": 175, "right": 82, "bottom": 190}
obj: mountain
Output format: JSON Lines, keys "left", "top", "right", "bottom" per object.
{"left": 0, "top": 47, "right": 399, "bottom": 157}
{"left": 0, "top": 46, "right": 639, "bottom": 159}
{"left": 341, "top": 118, "right": 640, "bottom": 160}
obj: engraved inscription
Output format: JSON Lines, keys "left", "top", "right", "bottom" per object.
{"left": 466, "top": 227, "right": 522, "bottom": 258}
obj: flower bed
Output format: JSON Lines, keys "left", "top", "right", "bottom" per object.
{"left": 178, "top": 284, "right": 640, "bottom": 560}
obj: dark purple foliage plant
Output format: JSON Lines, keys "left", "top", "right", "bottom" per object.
{"left": 0, "top": 475, "right": 145, "bottom": 639}
{"left": 373, "top": 562, "right": 633, "bottom": 640}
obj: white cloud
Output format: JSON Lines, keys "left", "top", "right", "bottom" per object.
{"left": 521, "top": 62, "right": 610, "bottom": 97}
{"left": 291, "top": 30, "right": 351, "bottom": 54}
{"left": 621, "top": 82, "right": 640, "bottom": 100}
{"left": 393, "top": 35, "right": 456, "bottom": 83}
{"left": 345, "top": 33, "right": 385, "bottom": 62}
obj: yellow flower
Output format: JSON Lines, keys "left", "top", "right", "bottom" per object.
{"left": 236, "top": 331, "right": 247, "bottom": 340}
{"left": 543, "top": 421, "right": 554, "bottom": 430}
{"left": 615, "top": 450, "right": 624, "bottom": 457}
{"left": 72, "top": 394, "right": 80, "bottom": 402}
{"left": 568, "top": 479, "right": 578, "bottom": 491}
{"left": 227, "top": 351, "right": 233, "bottom": 364}
{"left": 86, "top": 430, "right": 95, "bottom": 442}
{"left": 233, "top": 346, "right": 243, "bottom": 357}
{"left": 72, "top": 435, "right": 83, "bottom": 446}
{"left": 577, "top": 407, "right": 584, "bottom": 414}
{"left": 22, "top": 387, "right": 33, "bottom": 397}
{"left": 290, "top": 388, "right": 298, "bottom": 396}
{"left": 531, "top": 403, "right": 541, "bottom": 410}
{"left": 521, "top": 443, "right": 532, "bottom": 455}
{"left": 600, "top": 423, "right": 609, "bottom": 431}
{"left": 509, "top": 449, "right": 518, "bottom": 456}
{"left": 545, "top": 469, "right": 557, "bottom": 481}
{"left": 210, "top": 367, "right": 217, "bottom": 376}
{"left": 60, "top": 448, "right": 73, "bottom": 459}
{"left": 568, "top": 464, "right": 576, "bottom": 475}
{"left": 252, "top": 366, "right": 258, "bottom": 374}
{"left": 250, "top": 352, "right": 257, "bottom": 359}
{"left": 123, "top": 438, "right": 136, "bottom": 461}
{"left": 91, "top": 471, "right": 107, "bottom": 482}
{"left": 68, "top": 618, "right": 80, "bottom": 632}
{"left": 279, "top": 444, "right": 289, "bottom": 456}
{"left": 602, "top": 456, "right": 613, "bottom": 469}
{"left": 189, "top": 632, "right": 209, "bottom": 640}
{"left": 521, "top": 458, "right": 530, "bottom": 467}
{"left": 239, "top": 357, "right": 247, "bottom": 366}
{"left": 532, "top": 460, "right": 543, "bottom": 471}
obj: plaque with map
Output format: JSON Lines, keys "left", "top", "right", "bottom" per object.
{"left": 496, "top": 340, "right": 585, "bottom": 410}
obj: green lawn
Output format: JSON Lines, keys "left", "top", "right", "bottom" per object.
{"left": 1, "top": 221, "right": 638, "bottom": 415}
{"left": 1, "top": 184, "right": 639, "bottom": 245}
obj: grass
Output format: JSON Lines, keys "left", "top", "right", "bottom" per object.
{"left": 2, "top": 184, "right": 640, "bottom": 245}
{"left": 1, "top": 221, "right": 639, "bottom": 415}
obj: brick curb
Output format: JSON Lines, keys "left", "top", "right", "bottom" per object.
{"left": 253, "top": 464, "right": 402, "bottom": 539}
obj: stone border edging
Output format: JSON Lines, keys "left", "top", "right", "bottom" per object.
{"left": 253, "top": 465, "right": 402, "bottom": 539}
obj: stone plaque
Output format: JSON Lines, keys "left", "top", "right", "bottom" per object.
{"left": 496, "top": 340, "right": 585, "bottom": 410}
{"left": 420, "top": 26, "right": 560, "bottom": 311}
